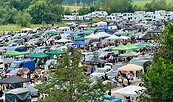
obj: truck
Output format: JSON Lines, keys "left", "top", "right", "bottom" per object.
{"left": 8, "top": 59, "right": 35, "bottom": 72}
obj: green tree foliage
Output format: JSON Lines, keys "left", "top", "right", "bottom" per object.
{"left": 26, "top": 1, "right": 63, "bottom": 24}
{"left": 0, "top": 6, "right": 18, "bottom": 24}
{"left": 144, "top": 0, "right": 170, "bottom": 12}
{"left": 140, "top": 23, "right": 173, "bottom": 101}
{"left": 14, "top": 11, "right": 32, "bottom": 27}
{"left": 78, "top": 6, "right": 91, "bottom": 15}
{"left": 64, "top": 7, "right": 72, "bottom": 15}
{"left": 104, "top": 0, "right": 133, "bottom": 14}
{"left": 36, "top": 48, "right": 112, "bottom": 101}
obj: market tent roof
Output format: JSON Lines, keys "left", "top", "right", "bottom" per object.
{"left": 112, "top": 86, "right": 146, "bottom": 97}
{"left": 86, "top": 28, "right": 97, "bottom": 31}
{"left": 106, "top": 29, "right": 117, "bottom": 34}
{"left": 63, "top": 31, "right": 74, "bottom": 34}
{"left": 133, "top": 43, "right": 153, "bottom": 48}
{"left": 120, "top": 36, "right": 130, "bottom": 40}
{"left": 0, "top": 75, "right": 30, "bottom": 84}
{"left": 26, "top": 85, "right": 38, "bottom": 96}
{"left": 73, "top": 37, "right": 86, "bottom": 41}
{"left": 20, "top": 35, "right": 32, "bottom": 39}
{"left": 3, "top": 58, "right": 16, "bottom": 64}
{"left": 45, "top": 30, "right": 58, "bottom": 34}
{"left": 168, "top": 20, "right": 173, "bottom": 22}
{"left": 27, "top": 53, "right": 49, "bottom": 59}
{"left": 119, "top": 52, "right": 141, "bottom": 57}
{"left": 2, "top": 51, "right": 25, "bottom": 56}
{"left": 112, "top": 44, "right": 131, "bottom": 51}
{"left": 56, "top": 39, "right": 72, "bottom": 43}
{"left": 99, "top": 26, "right": 108, "bottom": 30}
{"left": 117, "top": 64, "right": 143, "bottom": 72}
{"left": 148, "top": 29, "right": 161, "bottom": 33}
{"left": 21, "top": 28, "right": 32, "bottom": 31}
{"left": 154, "top": 21, "right": 164, "bottom": 26}
{"left": 72, "top": 41, "right": 87, "bottom": 45}
{"left": 5, "top": 88, "right": 30, "bottom": 102}
{"left": 99, "top": 94, "right": 122, "bottom": 102}
{"left": 84, "top": 33, "right": 99, "bottom": 39}
{"left": 95, "top": 32, "right": 110, "bottom": 38}
{"left": 137, "top": 34, "right": 151, "bottom": 40}
{"left": 46, "top": 50, "right": 64, "bottom": 55}
{"left": 105, "top": 35, "right": 121, "bottom": 40}
{"left": 125, "top": 43, "right": 139, "bottom": 50}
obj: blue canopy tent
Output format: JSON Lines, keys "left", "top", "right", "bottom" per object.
{"left": 154, "top": 22, "right": 164, "bottom": 26}
{"left": 99, "top": 26, "right": 108, "bottom": 30}
{"left": 101, "top": 94, "right": 122, "bottom": 102}
{"left": 72, "top": 41, "right": 87, "bottom": 45}
{"left": 106, "top": 29, "right": 117, "bottom": 34}
{"left": 168, "top": 20, "right": 173, "bottom": 22}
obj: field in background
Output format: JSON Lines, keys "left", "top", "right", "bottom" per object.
{"left": 63, "top": 6, "right": 84, "bottom": 11}
{"left": 0, "top": 18, "right": 106, "bottom": 33}
{"left": 133, "top": 1, "right": 150, "bottom": 7}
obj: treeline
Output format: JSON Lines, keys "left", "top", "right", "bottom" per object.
{"left": 71, "top": 0, "right": 172, "bottom": 15}
{"left": 0, "top": 0, "right": 64, "bottom": 27}
{"left": 62, "top": 0, "right": 105, "bottom": 6}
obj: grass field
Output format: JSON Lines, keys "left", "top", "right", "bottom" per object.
{"left": 0, "top": 18, "right": 106, "bottom": 33}
{"left": 133, "top": 1, "right": 151, "bottom": 7}
{"left": 63, "top": 6, "right": 84, "bottom": 11}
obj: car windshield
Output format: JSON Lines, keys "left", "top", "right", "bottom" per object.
{"left": 10, "top": 63, "right": 20, "bottom": 68}
{"left": 95, "top": 69, "right": 106, "bottom": 73}
{"left": 9, "top": 70, "right": 18, "bottom": 74}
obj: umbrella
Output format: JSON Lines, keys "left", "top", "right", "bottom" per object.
{"left": 111, "top": 44, "right": 131, "bottom": 51}
{"left": 137, "top": 34, "right": 151, "bottom": 40}
{"left": 125, "top": 43, "right": 139, "bottom": 50}
{"left": 2, "top": 51, "right": 25, "bottom": 56}
{"left": 73, "top": 37, "right": 86, "bottom": 41}
{"left": 0, "top": 75, "right": 30, "bottom": 84}
{"left": 46, "top": 50, "right": 64, "bottom": 55}
{"left": 20, "top": 35, "right": 32, "bottom": 39}
{"left": 27, "top": 53, "right": 49, "bottom": 59}
{"left": 3, "top": 58, "right": 16, "bottom": 64}
{"left": 72, "top": 41, "right": 87, "bottom": 45}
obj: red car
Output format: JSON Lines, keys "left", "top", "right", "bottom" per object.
{"left": 6, "top": 68, "right": 30, "bottom": 76}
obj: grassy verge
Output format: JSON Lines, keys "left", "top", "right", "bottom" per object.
{"left": 0, "top": 18, "right": 106, "bottom": 33}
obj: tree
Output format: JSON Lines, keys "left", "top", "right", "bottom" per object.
{"left": 64, "top": 7, "right": 71, "bottom": 15}
{"left": 14, "top": 11, "right": 32, "bottom": 27}
{"left": 140, "top": 23, "right": 173, "bottom": 101}
{"left": 78, "top": 6, "right": 90, "bottom": 15}
{"left": 36, "top": 47, "right": 113, "bottom": 101}
{"left": 26, "top": 1, "right": 63, "bottom": 24}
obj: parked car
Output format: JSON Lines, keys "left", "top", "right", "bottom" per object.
{"left": 6, "top": 68, "right": 30, "bottom": 76}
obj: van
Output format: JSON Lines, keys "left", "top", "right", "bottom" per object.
{"left": 8, "top": 59, "right": 35, "bottom": 72}
{"left": 58, "top": 27, "right": 70, "bottom": 33}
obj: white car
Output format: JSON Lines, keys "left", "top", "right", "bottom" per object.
{"left": 90, "top": 66, "right": 111, "bottom": 78}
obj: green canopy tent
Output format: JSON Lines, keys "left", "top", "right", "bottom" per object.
{"left": 119, "top": 52, "right": 141, "bottom": 57}
{"left": 45, "top": 31, "right": 58, "bottom": 35}
{"left": 73, "top": 37, "right": 86, "bottom": 41}
{"left": 111, "top": 44, "right": 132, "bottom": 51}
{"left": 27, "top": 53, "right": 49, "bottom": 59}
{"left": 46, "top": 50, "right": 64, "bottom": 55}
{"left": 86, "top": 28, "right": 97, "bottom": 32}
{"left": 2, "top": 51, "right": 25, "bottom": 56}
{"left": 125, "top": 43, "right": 140, "bottom": 50}
{"left": 134, "top": 43, "right": 153, "bottom": 49}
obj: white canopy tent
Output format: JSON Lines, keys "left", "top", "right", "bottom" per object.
{"left": 95, "top": 32, "right": 110, "bottom": 38}
{"left": 105, "top": 35, "right": 121, "bottom": 40}
{"left": 92, "top": 21, "right": 107, "bottom": 27}
{"left": 84, "top": 33, "right": 99, "bottom": 39}
{"left": 112, "top": 86, "right": 146, "bottom": 99}
{"left": 56, "top": 39, "right": 72, "bottom": 43}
